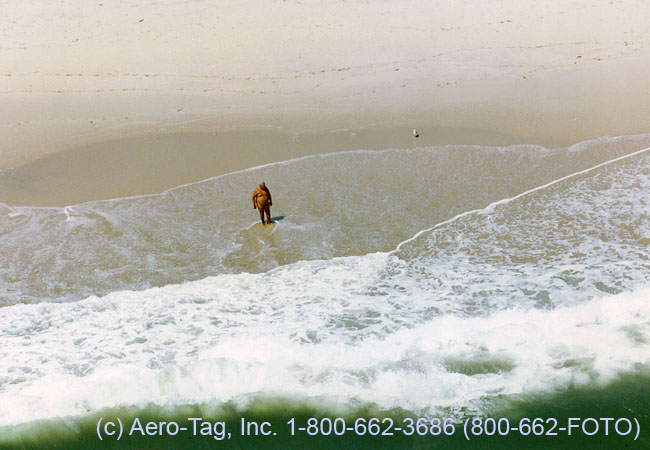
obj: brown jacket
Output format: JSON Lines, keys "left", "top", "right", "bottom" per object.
{"left": 252, "top": 183, "right": 272, "bottom": 209}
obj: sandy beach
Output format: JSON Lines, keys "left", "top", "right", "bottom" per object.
{"left": 2, "top": 0, "right": 649, "bottom": 205}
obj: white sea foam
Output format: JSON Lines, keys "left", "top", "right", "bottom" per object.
{"left": 394, "top": 149, "right": 650, "bottom": 313}
{"left": 1, "top": 283, "right": 648, "bottom": 426}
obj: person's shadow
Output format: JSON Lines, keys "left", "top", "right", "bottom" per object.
{"left": 271, "top": 215, "right": 285, "bottom": 222}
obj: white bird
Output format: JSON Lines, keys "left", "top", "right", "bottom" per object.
{"left": 64, "top": 206, "right": 74, "bottom": 221}
{"left": 413, "top": 129, "right": 419, "bottom": 138}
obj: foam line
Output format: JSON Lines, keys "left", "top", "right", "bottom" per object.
{"left": 394, "top": 145, "right": 650, "bottom": 252}
{"left": 0, "top": 143, "right": 482, "bottom": 210}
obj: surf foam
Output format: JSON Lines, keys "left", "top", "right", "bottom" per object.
{"left": 1, "top": 284, "right": 649, "bottom": 426}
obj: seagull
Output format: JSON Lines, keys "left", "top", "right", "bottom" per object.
{"left": 64, "top": 206, "right": 73, "bottom": 221}
{"left": 413, "top": 129, "right": 419, "bottom": 138}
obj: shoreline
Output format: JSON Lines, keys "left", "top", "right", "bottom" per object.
{"left": 0, "top": 123, "right": 531, "bottom": 207}
{"left": 3, "top": 126, "right": 649, "bottom": 208}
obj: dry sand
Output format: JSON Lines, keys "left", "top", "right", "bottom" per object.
{"left": 1, "top": 0, "right": 649, "bottom": 206}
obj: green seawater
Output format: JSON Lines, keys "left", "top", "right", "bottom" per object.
{"left": 2, "top": 372, "right": 648, "bottom": 450}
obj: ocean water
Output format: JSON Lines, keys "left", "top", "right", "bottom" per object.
{"left": 1, "top": 134, "right": 649, "bottom": 449}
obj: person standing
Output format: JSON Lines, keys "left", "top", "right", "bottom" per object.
{"left": 252, "top": 182, "right": 273, "bottom": 225}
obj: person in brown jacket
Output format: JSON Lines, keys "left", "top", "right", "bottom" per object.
{"left": 252, "top": 182, "right": 273, "bottom": 225}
